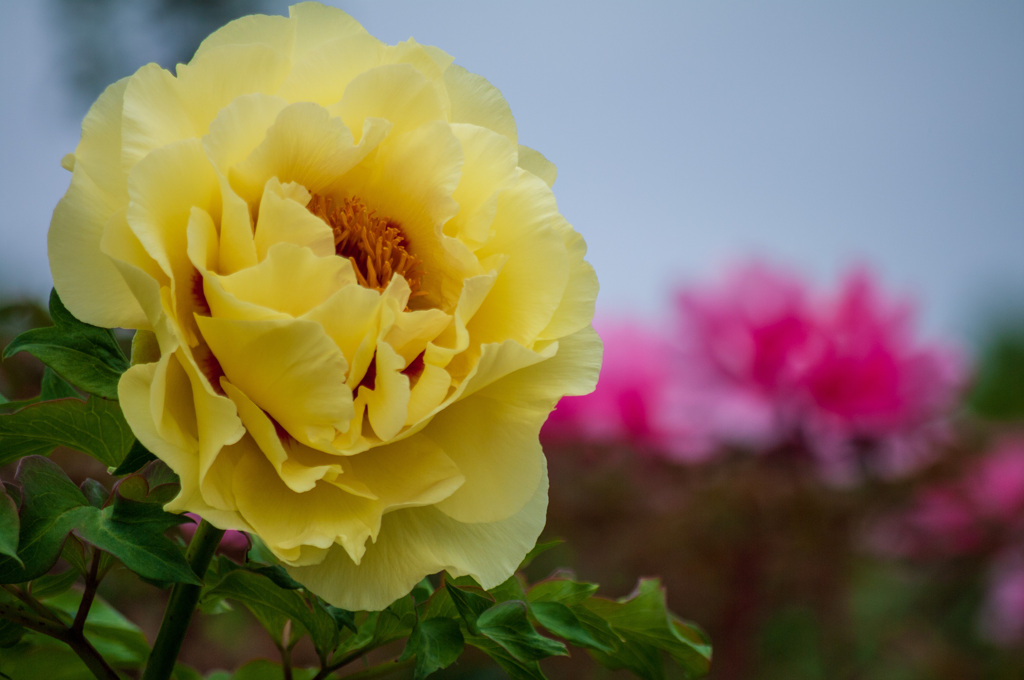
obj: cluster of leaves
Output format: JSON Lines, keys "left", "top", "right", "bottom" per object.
{"left": 197, "top": 543, "right": 710, "bottom": 680}
{"left": 0, "top": 291, "right": 712, "bottom": 679}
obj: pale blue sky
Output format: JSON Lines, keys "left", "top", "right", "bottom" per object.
{"left": 2, "top": 1, "right": 1021, "bottom": 342}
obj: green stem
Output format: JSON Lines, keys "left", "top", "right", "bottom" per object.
{"left": 72, "top": 548, "right": 103, "bottom": 633}
{"left": 141, "top": 520, "right": 224, "bottom": 680}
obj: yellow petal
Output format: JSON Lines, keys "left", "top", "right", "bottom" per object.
{"left": 289, "top": 2, "right": 373, "bottom": 58}
{"left": 287, "top": 460, "right": 547, "bottom": 611}
{"left": 538, "top": 227, "right": 599, "bottom": 341}
{"left": 50, "top": 169, "right": 147, "bottom": 329}
{"left": 121, "top": 63, "right": 196, "bottom": 171}
{"left": 518, "top": 144, "right": 557, "bottom": 187}
{"left": 467, "top": 171, "right": 570, "bottom": 346}
{"left": 195, "top": 315, "right": 353, "bottom": 449}
{"left": 230, "top": 102, "right": 383, "bottom": 207}
{"left": 217, "top": 242, "right": 355, "bottom": 319}
{"left": 406, "top": 363, "right": 452, "bottom": 426}
{"left": 330, "top": 63, "right": 446, "bottom": 142}
{"left": 443, "top": 64, "right": 517, "bottom": 144}
{"left": 427, "top": 379, "right": 546, "bottom": 523}
{"left": 202, "top": 93, "right": 290, "bottom": 174}
{"left": 232, "top": 449, "right": 380, "bottom": 565}
{"left": 445, "top": 124, "right": 517, "bottom": 247}
{"left": 361, "top": 341, "right": 411, "bottom": 442}
{"left": 119, "top": 355, "right": 246, "bottom": 526}
{"left": 345, "top": 435, "right": 463, "bottom": 510}
{"left": 215, "top": 173, "right": 258, "bottom": 275}
{"left": 126, "top": 138, "right": 218, "bottom": 279}
{"left": 276, "top": 33, "right": 386, "bottom": 107}
{"left": 175, "top": 44, "right": 291, "bottom": 134}
{"left": 342, "top": 122, "right": 467, "bottom": 311}
{"left": 224, "top": 381, "right": 340, "bottom": 493}
{"left": 193, "top": 12, "right": 294, "bottom": 61}
{"left": 478, "top": 326, "right": 602, "bottom": 407}
{"left": 254, "top": 178, "right": 335, "bottom": 260}
{"left": 302, "top": 283, "right": 384, "bottom": 370}
{"left": 73, "top": 77, "right": 130, "bottom": 205}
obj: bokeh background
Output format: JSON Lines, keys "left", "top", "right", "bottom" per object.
{"left": 2, "top": 2, "right": 1023, "bottom": 679}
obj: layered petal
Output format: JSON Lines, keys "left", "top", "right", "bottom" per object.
{"left": 49, "top": 2, "right": 599, "bottom": 610}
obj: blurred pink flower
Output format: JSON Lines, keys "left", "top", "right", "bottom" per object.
{"left": 872, "top": 436, "right": 1024, "bottom": 560}
{"left": 543, "top": 319, "right": 708, "bottom": 457}
{"left": 980, "top": 551, "right": 1024, "bottom": 646}
{"left": 546, "top": 262, "right": 965, "bottom": 477}
{"left": 802, "top": 270, "right": 965, "bottom": 478}
{"left": 966, "top": 438, "right": 1024, "bottom": 521}
{"left": 871, "top": 486, "right": 982, "bottom": 558}
{"left": 671, "top": 263, "right": 964, "bottom": 477}
{"left": 672, "top": 263, "right": 818, "bottom": 451}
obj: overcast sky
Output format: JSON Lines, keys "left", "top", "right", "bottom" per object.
{"left": 2, "top": 1, "right": 1021, "bottom": 344}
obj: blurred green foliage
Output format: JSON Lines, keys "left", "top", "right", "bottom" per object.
{"left": 968, "top": 325, "right": 1024, "bottom": 422}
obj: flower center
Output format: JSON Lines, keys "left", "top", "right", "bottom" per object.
{"left": 307, "top": 194, "right": 423, "bottom": 298}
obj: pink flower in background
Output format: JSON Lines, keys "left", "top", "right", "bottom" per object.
{"left": 801, "top": 270, "right": 965, "bottom": 477}
{"left": 870, "top": 436, "right": 1024, "bottom": 645}
{"left": 543, "top": 320, "right": 709, "bottom": 457}
{"left": 670, "top": 262, "right": 964, "bottom": 476}
{"left": 677, "top": 263, "right": 817, "bottom": 396}
{"left": 871, "top": 485, "right": 982, "bottom": 558}
{"left": 980, "top": 551, "right": 1024, "bottom": 646}
{"left": 872, "top": 437, "right": 1024, "bottom": 558}
{"left": 966, "top": 438, "right": 1024, "bottom": 521}
{"left": 546, "top": 261, "right": 965, "bottom": 477}
{"left": 672, "top": 263, "right": 819, "bottom": 452}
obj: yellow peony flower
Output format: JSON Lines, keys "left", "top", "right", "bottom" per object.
{"left": 47, "top": 2, "right": 599, "bottom": 610}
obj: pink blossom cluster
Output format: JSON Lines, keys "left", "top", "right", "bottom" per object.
{"left": 544, "top": 263, "right": 965, "bottom": 478}
{"left": 875, "top": 437, "right": 1024, "bottom": 645}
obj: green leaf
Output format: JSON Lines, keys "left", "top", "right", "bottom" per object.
{"left": 0, "top": 619, "right": 25, "bottom": 648}
{"left": 0, "top": 457, "right": 197, "bottom": 585}
{"left": 411, "top": 576, "right": 434, "bottom": 605}
{"left": 489, "top": 574, "right": 528, "bottom": 604}
{"left": 2, "top": 290, "right": 128, "bottom": 400}
{"left": 0, "top": 457, "right": 92, "bottom": 583}
{"left": 0, "top": 483, "right": 22, "bottom": 566}
{"left": 0, "top": 590, "right": 148, "bottom": 678}
{"left": 80, "top": 479, "right": 108, "bottom": 508}
{"left": 518, "top": 539, "right": 563, "bottom": 570}
{"left": 400, "top": 617, "right": 464, "bottom": 680}
{"left": 0, "top": 396, "right": 135, "bottom": 468}
{"left": 28, "top": 569, "right": 80, "bottom": 600}
{"left": 581, "top": 579, "right": 711, "bottom": 680}
{"left": 467, "top": 635, "right": 548, "bottom": 680}
{"left": 531, "top": 601, "right": 616, "bottom": 653}
{"left": 59, "top": 536, "right": 88, "bottom": 575}
{"left": 476, "top": 601, "right": 567, "bottom": 662}
{"left": 170, "top": 663, "right": 204, "bottom": 680}
{"left": 204, "top": 568, "right": 338, "bottom": 655}
{"left": 244, "top": 563, "right": 302, "bottom": 591}
{"left": 111, "top": 440, "right": 157, "bottom": 476}
{"left": 445, "top": 580, "right": 494, "bottom": 634}
{"left": 40, "top": 369, "right": 78, "bottom": 401}
{"left": 53, "top": 587, "right": 148, "bottom": 660}
{"left": 528, "top": 577, "right": 599, "bottom": 606}
{"left": 72, "top": 480, "right": 197, "bottom": 584}
{"left": 422, "top": 584, "right": 458, "bottom": 620}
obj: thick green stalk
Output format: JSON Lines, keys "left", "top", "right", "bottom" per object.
{"left": 141, "top": 520, "right": 225, "bottom": 680}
